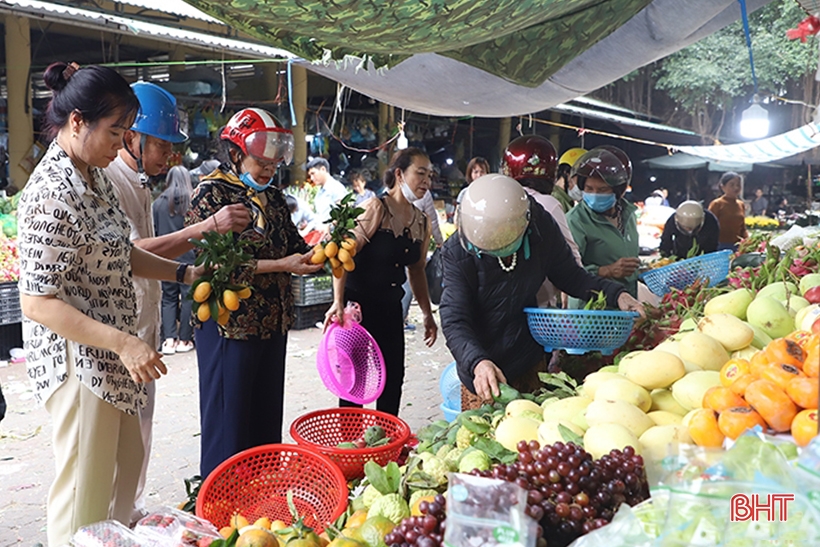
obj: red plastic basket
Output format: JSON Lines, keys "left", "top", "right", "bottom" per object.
{"left": 289, "top": 408, "right": 412, "bottom": 480}
{"left": 195, "top": 444, "right": 348, "bottom": 532}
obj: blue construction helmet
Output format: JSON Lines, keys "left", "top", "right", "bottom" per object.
{"left": 130, "top": 82, "right": 187, "bottom": 143}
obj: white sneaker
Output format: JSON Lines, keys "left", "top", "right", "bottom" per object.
{"left": 161, "top": 339, "right": 176, "bottom": 355}
{"left": 176, "top": 341, "right": 194, "bottom": 353}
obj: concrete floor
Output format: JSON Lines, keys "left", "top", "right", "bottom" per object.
{"left": 0, "top": 306, "right": 453, "bottom": 546}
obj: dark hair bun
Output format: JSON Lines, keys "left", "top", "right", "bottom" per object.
{"left": 43, "top": 62, "right": 70, "bottom": 92}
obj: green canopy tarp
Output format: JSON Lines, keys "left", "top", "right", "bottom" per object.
{"left": 183, "top": 0, "right": 652, "bottom": 87}
{"left": 643, "top": 153, "right": 753, "bottom": 173}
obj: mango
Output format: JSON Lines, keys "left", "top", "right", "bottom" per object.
{"left": 617, "top": 351, "right": 647, "bottom": 375}
{"left": 799, "top": 305, "right": 820, "bottom": 332}
{"left": 731, "top": 346, "right": 757, "bottom": 361}
{"left": 594, "top": 377, "right": 652, "bottom": 412}
{"left": 682, "top": 360, "right": 704, "bottom": 373}
{"left": 747, "top": 296, "right": 795, "bottom": 339}
{"left": 743, "top": 321, "right": 773, "bottom": 350}
{"left": 494, "top": 416, "right": 540, "bottom": 452}
{"left": 647, "top": 410, "right": 684, "bottom": 426}
{"left": 671, "top": 371, "right": 721, "bottom": 411}
{"left": 703, "top": 288, "right": 754, "bottom": 320}
{"left": 697, "top": 314, "right": 754, "bottom": 351}
{"left": 639, "top": 425, "right": 693, "bottom": 463}
{"left": 585, "top": 399, "right": 654, "bottom": 438}
{"left": 505, "top": 399, "right": 542, "bottom": 418}
{"left": 541, "top": 396, "right": 592, "bottom": 430}
{"left": 537, "top": 420, "right": 585, "bottom": 446}
{"left": 654, "top": 340, "right": 682, "bottom": 359}
{"left": 795, "top": 304, "right": 820, "bottom": 332}
{"left": 650, "top": 389, "right": 689, "bottom": 416}
{"left": 679, "top": 331, "right": 730, "bottom": 372}
{"left": 584, "top": 424, "right": 641, "bottom": 460}
{"left": 799, "top": 273, "right": 820, "bottom": 296}
{"left": 599, "top": 365, "right": 620, "bottom": 373}
{"left": 757, "top": 281, "right": 799, "bottom": 302}
{"left": 620, "top": 350, "right": 685, "bottom": 390}
{"left": 780, "top": 295, "right": 810, "bottom": 316}
{"left": 679, "top": 317, "right": 698, "bottom": 332}
{"left": 582, "top": 371, "right": 624, "bottom": 400}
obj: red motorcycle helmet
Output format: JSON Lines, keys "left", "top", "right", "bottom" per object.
{"left": 571, "top": 148, "right": 629, "bottom": 189}
{"left": 502, "top": 135, "right": 557, "bottom": 183}
{"left": 220, "top": 108, "right": 295, "bottom": 165}
{"left": 595, "top": 145, "right": 632, "bottom": 184}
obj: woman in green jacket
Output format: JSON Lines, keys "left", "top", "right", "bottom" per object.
{"left": 566, "top": 147, "right": 641, "bottom": 299}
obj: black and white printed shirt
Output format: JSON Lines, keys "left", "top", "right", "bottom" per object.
{"left": 18, "top": 141, "right": 145, "bottom": 415}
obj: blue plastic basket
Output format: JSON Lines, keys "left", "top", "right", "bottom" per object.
{"left": 639, "top": 250, "right": 732, "bottom": 296}
{"left": 439, "top": 361, "right": 461, "bottom": 422}
{"left": 524, "top": 308, "right": 639, "bottom": 355}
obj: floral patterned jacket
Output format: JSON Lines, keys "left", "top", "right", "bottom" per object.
{"left": 185, "top": 167, "right": 311, "bottom": 339}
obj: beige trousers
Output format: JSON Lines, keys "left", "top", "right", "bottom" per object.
{"left": 44, "top": 355, "right": 144, "bottom": 547}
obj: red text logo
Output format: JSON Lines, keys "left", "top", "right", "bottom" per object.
{"left": 730, "top": 493, "right": 795, "bottom": 522}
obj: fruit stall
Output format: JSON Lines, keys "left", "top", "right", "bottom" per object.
{"left": 0, "top": 193, "right": 22, "bottom": 360}
{"left": 68, "top": 230, "right": 820, "bottom": 547}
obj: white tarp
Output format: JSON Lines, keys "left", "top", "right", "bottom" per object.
{"left": 677, "top": 123, "right": 820, "bottom": 164}
{"left": 300, "top": 0, "right": 772, "bottom": 117}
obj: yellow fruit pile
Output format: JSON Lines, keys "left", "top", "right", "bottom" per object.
{"left": 221, "top": 513, "right": 329, "bottom": 547}
{"left": 192, "top": 280, "right": 253, "bottom": 326}
{"left": 311, "top": 238, "right": 357, "bottom": 278}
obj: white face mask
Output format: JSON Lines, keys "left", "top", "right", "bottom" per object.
{"left": 568, "top": 185, "right": 583, "bottom": 201}
{"left": 400, "top": 178, "right": 418, "bottom": 202}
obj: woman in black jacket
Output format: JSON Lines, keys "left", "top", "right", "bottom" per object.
{"left": 440, "top": 174, "right": 644, "bottom": 403}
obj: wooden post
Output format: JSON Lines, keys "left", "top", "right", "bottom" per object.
{"left": 289, "top": 64, "right": 308, "bottom": 185}
{"left": 378, "top": 101, "right": 389, "bottom": 177}
{"left": 497, "top": 117, "right": 512, "bottom": 167}
{"left": 808, "top": 164, "right": 813, "bottom": 204}
{"left": 5, "top": 15, "right": 33, "bottom": 189}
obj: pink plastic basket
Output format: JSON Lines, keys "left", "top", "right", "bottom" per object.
{"left": 317, "top": 320, "right": 386, "bottom": 405}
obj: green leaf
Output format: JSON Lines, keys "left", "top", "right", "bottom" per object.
{"left": 385, "top": 462, "right": 402, "bottom": 493}
{"left": 208, "top": 295, "right": 219, "bottom": 323}
{"left": 491, "top": 383, "right": 521, "bottom": 405}
{"left": 459, "top": 418, "right": 490, "bottom": 435}
{"left": 364, "top": 461, "right": 391, "bottom": 495}
{"left": 471, "top": 437, "right": 516, "bottom": 464}
{"left": 558, "top": 424, "right": 584, "bottom": 447}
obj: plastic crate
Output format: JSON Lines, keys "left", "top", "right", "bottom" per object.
{"left": 0, "top": 282, "right": 21, "bottom": 326}
{"left": 292, "top": 274, "right": 333, "bottom": 306}
{"left": 292, "top": 303, "right": 329, "bottom": 330}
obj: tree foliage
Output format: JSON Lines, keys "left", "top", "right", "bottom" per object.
{"left": 600, "top": 0, "right": 818, "bottom": 141}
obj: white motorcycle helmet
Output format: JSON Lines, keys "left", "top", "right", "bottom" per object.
{"left": 675, "top": 201, "right": 705, "bottom": 235}
{"left": 457, "top": 174, "right": 530, "bottom": 257}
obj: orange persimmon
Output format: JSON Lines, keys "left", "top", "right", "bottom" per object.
{"left": 717, "top": 406, "right": 768, "bottom": 440}
{"left": 703, "top": 386, "right": 749, "bottom": 413}
{"left": 786, "top": 330, "right": 815, "bottom": 350}
{"left": 791, "top": 409, "right": 819, "bottom": 447}
{"left": 804, "top": 345, "right": 820, "bottom": 378}
{"left": 759, "top": 363, "right": 805, "bottom": 391}
{"left": 786, "top": 376, "right": 819, "bottom": 409}
{"left": 720, "top": 359, "right": 751, "bottom": 388}
{"left": 749, "top": 350, "right": 771, "bottom": 377}
{"left": 729, "top": 374, "right": 757, "bottom": 398}
{"left": 764, "top": 338, "right": 806, "bottom": 370}
{"left": 688, "top": 409, "right": 725, "bottom": 448}
{"left": 745, "top": 379, "right": 798, "bottom": 433}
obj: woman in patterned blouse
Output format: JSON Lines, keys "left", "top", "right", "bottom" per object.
{"left": 186, "top": 108, "right": 321, "bottom": 479}
{"left": 18, "top": 63, "right": 203, "bottom": 546}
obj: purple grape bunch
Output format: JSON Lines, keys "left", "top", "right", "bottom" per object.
{"left": 470, "top": 440, "right": 650, "bottom": 547}
{"left": 385, "top": 494, "right": 447, "bottom": 547}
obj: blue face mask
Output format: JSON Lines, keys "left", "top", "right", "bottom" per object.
{"left": 583, "top": 192, "right": 616, "bottom": 213}
{"left": 239, "top": 171, "right": 271, "bottom": 192}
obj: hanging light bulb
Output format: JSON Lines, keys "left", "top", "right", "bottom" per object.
{"left": 740, "top": 94, "right": 769, "bottom": 139}
{"left": 397, "top": 121, "right": 408, "bottom": 150}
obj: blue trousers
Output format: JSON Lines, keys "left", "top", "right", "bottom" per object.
{"left": 195, "top": 320, "right": 287, "bottom": 479}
